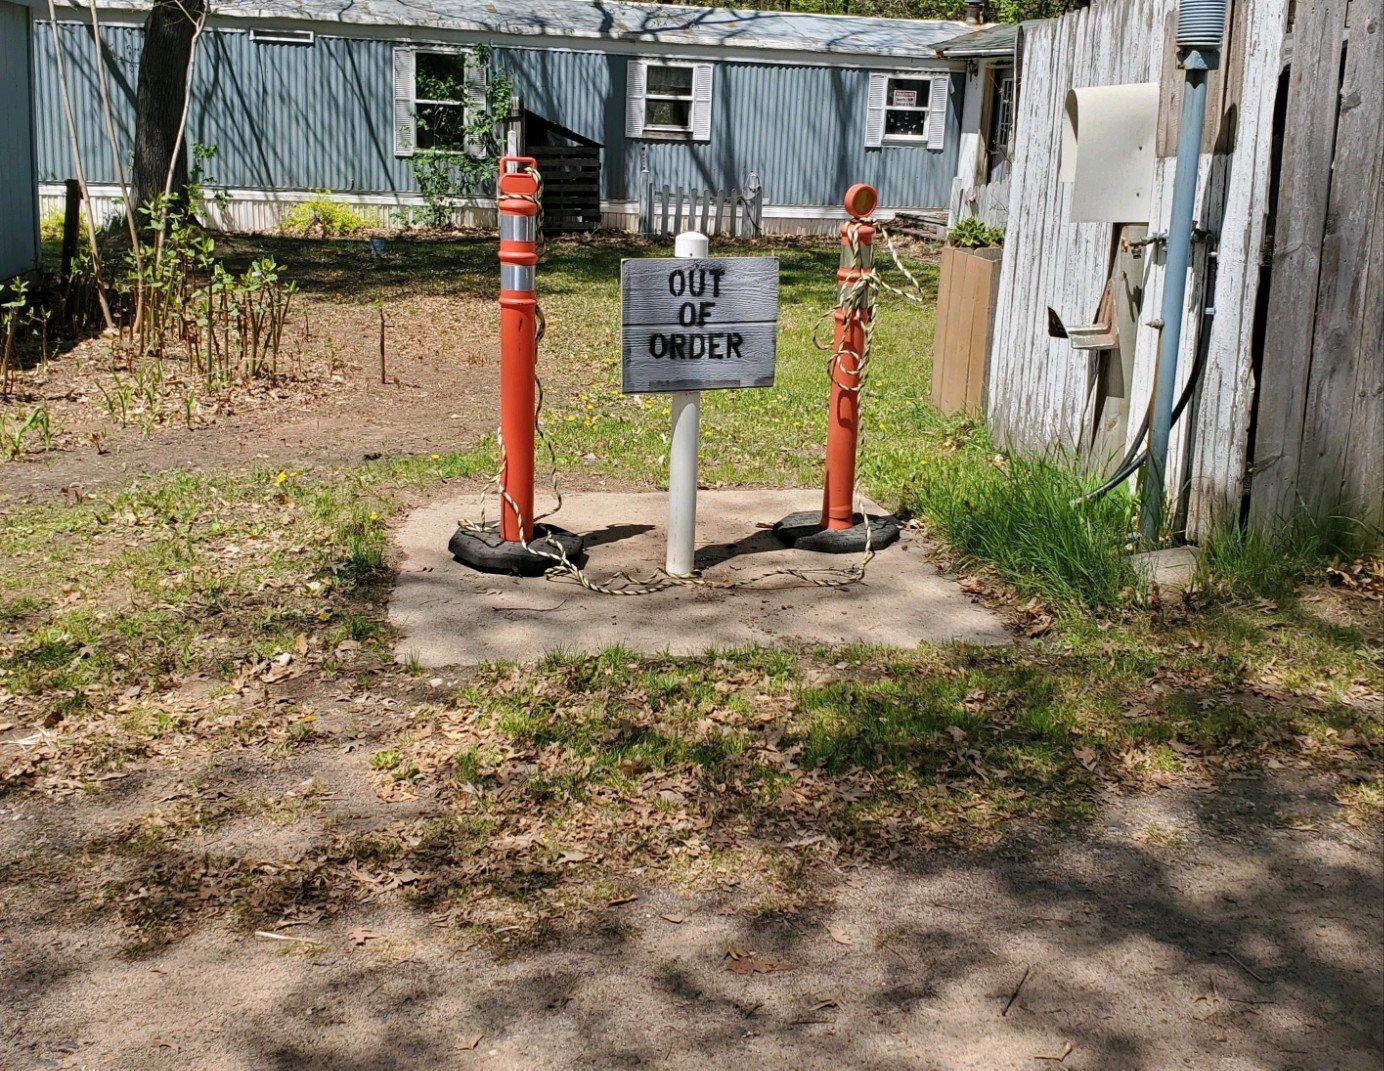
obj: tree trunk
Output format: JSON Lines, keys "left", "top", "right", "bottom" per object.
{"left": 131, "top": 0, "right": 206, "bottom": 216}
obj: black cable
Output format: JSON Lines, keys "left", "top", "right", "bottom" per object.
{"left": 1080, "top": 242, "right": 1218, "bottom": 505}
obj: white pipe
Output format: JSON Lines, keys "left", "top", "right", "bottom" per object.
{"left": 666, "top": 230, "right": 708, "bottom": 577}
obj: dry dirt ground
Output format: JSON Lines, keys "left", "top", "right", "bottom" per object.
{"left": 2, "top": 774, "right": 1378, "bottom": 1070}
{"left": 0, "top": 289, "right": 506, "bottom": 502}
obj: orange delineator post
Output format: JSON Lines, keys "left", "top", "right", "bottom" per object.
{"left": 497, "top": 156, "right": 540, "bottom": 543}
{"left": 821, "top": 183, "right": 877, "bottom": 531}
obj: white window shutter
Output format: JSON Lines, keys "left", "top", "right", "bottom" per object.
{"left": 691, "top": 63, "right": 713, "bottom": 142}
{"left": 927, "top": 72, "right": 949, "bottom": 150}
{"left": 464, "top": 50, "right": 488, "bottom": 157}
{"left": 865, "top": 72, "right": 887, "bottom": 148}
{"left": 625, "top": 59, "right": 648, "bottom": 138}
{"left": 392, "top": 46, "right": 416, "bottom": 157}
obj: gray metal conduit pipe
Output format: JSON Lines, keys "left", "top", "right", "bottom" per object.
{"left": 1137, "top": 0, "right": 1227, "bottom": 546}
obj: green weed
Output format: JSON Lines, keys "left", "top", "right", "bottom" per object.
{"left": 1195, "top": 515, "right": 1368, "bottom": 602}
{"left": 903, "top": 452, "right": 1142, "bottom": 610}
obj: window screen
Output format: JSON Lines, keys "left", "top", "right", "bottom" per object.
{"left": 989, "top": 71, "right": 1015, "bottom": 154}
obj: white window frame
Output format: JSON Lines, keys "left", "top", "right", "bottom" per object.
{"left": 412, "top": 47, "right": 470, "bottom": 155}
{"left": 642, "top": 61, "right": 697, "bottom": 135}
{"left": 865, "top": 70, "right": 950, "bottom": 151}
{"left": 625, "top": 59, "right": 713, "bottom": 142}
{"left": 249, "top": 28, "right": 315, "bottom": 46}
{"left": 882, "top": 74, "right": 934, "bottom": 144}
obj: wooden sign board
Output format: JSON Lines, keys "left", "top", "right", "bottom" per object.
{"left": 620, "top": 256, "right": 779, "bottom": 394}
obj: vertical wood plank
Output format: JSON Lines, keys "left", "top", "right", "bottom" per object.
{"left": 1248, "top": 0, "right": 1351, "bottom": 527}
{"left": 1295, "top": 0, "right": 1383, "bottom": 523}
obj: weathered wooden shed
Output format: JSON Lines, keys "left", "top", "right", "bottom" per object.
{"left": 983, "top": 0, "right": 1381, "bottom": 538}
{"left": 0, "top": 0, "right": 40, "bottom": 281}
{"left": 32, "top": 0, "right": 970, "bottom": 234}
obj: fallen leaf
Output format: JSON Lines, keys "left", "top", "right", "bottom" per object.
{"left": 659, "top": 913, "right": 687, "bottom": 925}
{"left": 457, "top": 1033, "right": 483, "bottom": 1051}
{"left": 725, "top": 947, "right": 793, "bottom": 975}
{"left": 826, "top": 925, "right": 854, "bottom": 947}
{"left": 349, "top": 928, "right": 379, "bottom": 946}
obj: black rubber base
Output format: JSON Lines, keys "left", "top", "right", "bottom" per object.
{"left": 771, "top": 510, "right": 902, "bottom": 554}
{"left": 448, "top": 522, "right": 585, "bottom": 577}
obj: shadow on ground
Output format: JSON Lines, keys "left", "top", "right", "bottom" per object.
{"left": 3, "top": 772, "right": 1379, "bottom": 1070}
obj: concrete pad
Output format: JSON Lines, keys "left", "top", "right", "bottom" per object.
{"left": 1130, "top": 544, "right": 1199, "bottom": 592}
{"left": 390, "top": 489, "right": 1011, "bottom": 666}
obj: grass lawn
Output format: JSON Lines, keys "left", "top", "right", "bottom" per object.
{"left": 215, "top": 230, "right": 962, "bottom": 496}
{"left": 1, "top": 235, "right": 1379, "bottom": 949}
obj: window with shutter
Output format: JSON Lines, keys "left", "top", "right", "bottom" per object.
{"left": 626, "top": 59, "right": 710, "bottom": 140}
{"left": 868, "top": 71, "right": 951, "bottom": 150}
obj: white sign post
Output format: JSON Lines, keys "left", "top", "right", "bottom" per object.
{"left": 667, "top": 232, "right": 706, "bottom": 577}
{"left": 619, "top": 235, "right": 779, "bottom": 577}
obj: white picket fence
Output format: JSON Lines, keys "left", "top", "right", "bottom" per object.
{"left": 639, "top": 172, "right": 763, "bottom": 238}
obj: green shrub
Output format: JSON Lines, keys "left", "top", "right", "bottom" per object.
{"left": 948, "top": 217, "right": 1005, "bottom": 248}
{"left": 281, "top": 195, "right": 369, "bottom": 238}
{"left": 902, "top": 453, "right": 1141, "bottom": 611}
{"left": 39, "top": 208, "right": 68, "bottom": 244}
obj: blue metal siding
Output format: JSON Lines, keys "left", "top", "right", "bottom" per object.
{"left": 499, "top": 47, "right": 959, "bottom": 208}
{"left": 32, "top": 21, "right": 958, "bottom": 209}
{"left": 195, "top": 31, "right": 411, "bottom": 191}
{"left": 34, "top": 22, "right": 411, "bottom": 193}
{"left": 1, "top": 1, "right": 40, "bottom": 278}
{"left": 32, "top": 19, "right": 140, "bottom": 188}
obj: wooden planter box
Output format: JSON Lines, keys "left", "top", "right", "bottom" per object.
{"left": 931, "top": 244, "right": 1003, "bottom": 416}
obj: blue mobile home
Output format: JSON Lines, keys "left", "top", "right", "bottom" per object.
{"left": 1, "top": 0, "right": 39, "bottom": 279}
{"left": 33, "top": 0, "right": 966, "bottom": 232}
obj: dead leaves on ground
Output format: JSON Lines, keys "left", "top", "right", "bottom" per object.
{"left": 725, "top": 945, "right": 793, "bottom": 976}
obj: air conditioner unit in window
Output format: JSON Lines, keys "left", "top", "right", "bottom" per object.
{"left": 250, "top": 28, "right": 315, "bottom": 46}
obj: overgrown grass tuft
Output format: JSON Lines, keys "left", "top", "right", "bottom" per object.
{"left": 903, "top": 452, "right": 1141, "bottom": 611}
{"left": 1195, "top": 514, "right": 1369, "bottom": 602}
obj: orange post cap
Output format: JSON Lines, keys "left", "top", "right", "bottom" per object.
{"left": 844, "top": 183, "right": 877, "bottom": 219}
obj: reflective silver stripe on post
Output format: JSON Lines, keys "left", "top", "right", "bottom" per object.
{"left": 501, "top": 264, "right": 535, "bottom": 291}
{"left": 500, "top": 213, "right": 536, "bottom": 243}
{"left": 841, "top": 243, "right": 875, "bottom": 268}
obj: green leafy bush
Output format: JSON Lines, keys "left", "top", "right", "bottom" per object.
{"left": 39, "top": 208, "right": 68, "bottom": 244}
{"left": 947, "top": 217, "right": 1005, "bottom": 249}
{"left": 281, "top": 195, "right": 369, "bottom": 238}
